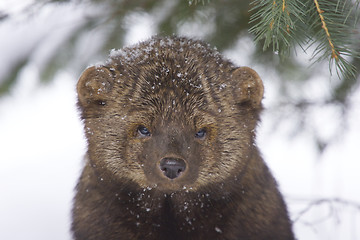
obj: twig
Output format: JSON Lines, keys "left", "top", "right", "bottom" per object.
{"left": 292, "top": 197, "right": 360, "bottom": 223}
{"left": 313, "top": 0, "right": 339, "bottom": 61}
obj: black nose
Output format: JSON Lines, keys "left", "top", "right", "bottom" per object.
{"left": 159, "top": 158, "right": 186, "bottom": 179}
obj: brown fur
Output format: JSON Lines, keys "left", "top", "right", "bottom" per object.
{"left": 72, "top": 36, "right": 295, "bottom": 240}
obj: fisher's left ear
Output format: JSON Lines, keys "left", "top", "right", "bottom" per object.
{"left": 230, "top": 67, "right": 264, "bottom": 107}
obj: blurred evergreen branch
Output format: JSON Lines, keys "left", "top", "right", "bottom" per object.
{"left": 188, "top": 0, "right": 210, "bottom": 5}
{"left": 0, "top": 0, "right": 359, "bottom": 106}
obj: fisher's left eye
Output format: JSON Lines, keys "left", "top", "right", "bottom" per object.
{"left": 195, "top": 128, "right": 206, "bottom": 139}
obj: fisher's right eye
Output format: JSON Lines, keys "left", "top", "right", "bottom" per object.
{"left": 137, "top": 125, "right": 151, "bottom": 137}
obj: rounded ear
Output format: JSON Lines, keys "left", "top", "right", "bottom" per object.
{"left": 77, "top": 66, "right": 114, "bottom": 106}
{"left": 231, "top": 67, "right": 264, "bottom": 106}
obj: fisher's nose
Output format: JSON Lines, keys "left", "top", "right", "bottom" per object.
{"left": 159, "top": 157, "right": 186, "bottom": 179}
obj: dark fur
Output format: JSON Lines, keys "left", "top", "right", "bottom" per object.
{"left": 72, "top": 36, "right": 295, "bottom": 240}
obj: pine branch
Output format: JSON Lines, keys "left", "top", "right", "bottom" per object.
{"left": 249, "top": 0, "right": 306, "bottom": 56}
{"left": 307, "top": 0, "right": 359, "bottom": 80}
{"left": 313, "top": 0, "right": 337, "bottom": 60}
{"left": 249, "top": 0, "right": 360, "bottom": 81}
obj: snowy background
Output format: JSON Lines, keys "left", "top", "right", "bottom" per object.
{"left": 0, "top": 1, "right": 359, "bottom": 240}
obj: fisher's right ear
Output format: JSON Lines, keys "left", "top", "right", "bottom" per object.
{"left": 77, "top": 66, "right": 115, "bottom": 107}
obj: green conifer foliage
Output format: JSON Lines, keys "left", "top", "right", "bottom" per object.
{"left": 249, "top": 0, "right": 360, "bottom": 81}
